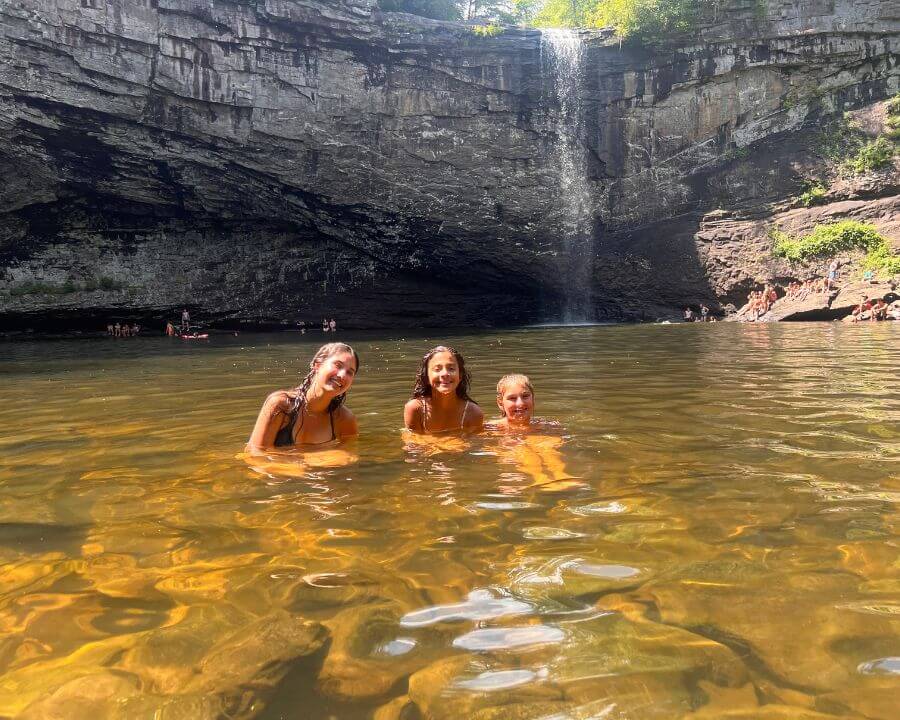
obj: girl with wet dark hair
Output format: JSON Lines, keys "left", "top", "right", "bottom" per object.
{"left": 403, "top": 345, "right": 484, "bottom": 434}
{"left": 249, "top": 342, "right": 359, "bottom": 449}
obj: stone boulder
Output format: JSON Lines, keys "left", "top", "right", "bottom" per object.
{"left": 831, "top": 280, "right": 899, "bottom": 314}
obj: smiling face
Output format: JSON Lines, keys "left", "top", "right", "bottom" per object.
{"left": 313, "top": 350, "right": 357, "bottom": 396}
{"left": 427, "top": 351, "right": 460, "bottom": 396}
{"left": 498, "top": 380, "right": 534, "bottom": 425}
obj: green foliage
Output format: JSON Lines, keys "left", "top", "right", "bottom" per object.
{"left": 82, "top": 276, "right": 123, "bottom": 292}
{"left": 377, "top": 0, "right": 462, "bottom": 20}
{"left": 378, "top": 1, "right": 521, "bottom": 22}
{"left": 525, "top": 1, "right": 730, "bottom": 41}
{"left": 887, "top": 92, "right": 900, "bottom": 116}
{"left": 8, "top": 279, "right": 78, "bottom": 296}
{"left": 726, "top": 145, "right": 750, "bottom": 161}
{"left": 470, "top": 23, "right": 503, "bottom": 35}
{"left": 752, "top": 0, "right": 769, "bottom": 20}
{"left": 798, "top": 182, "right": 827, "bottom": 207}
{"left": 772, "top": 221, "right": 886, "bottom": 262}
{"left": 847, "top": 136, "right": 895, "bottom": 174}
{"left": 816, "top": 115, "right": 897, "bottom": 175}
{"left": 861, "top": 242, "right": 900, "bottom": 277}
{"left": 380, "top": 1, "right": 767, "bottom": 43}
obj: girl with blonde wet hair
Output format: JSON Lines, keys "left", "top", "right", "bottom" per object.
{"left": 494, "top": 373, "right": 536, "bottom": 431}
{"left": 490, "top": 373, "right": 581, "bottom": 490}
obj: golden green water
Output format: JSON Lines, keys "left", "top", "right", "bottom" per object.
{"left": 1, "top": 324, "right": 898, "bottom": 720}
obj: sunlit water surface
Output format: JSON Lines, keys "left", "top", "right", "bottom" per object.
{"left": 1, "top": 324, "right": 898, "bottom": 719}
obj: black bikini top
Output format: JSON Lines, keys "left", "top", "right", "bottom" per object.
{"left": 273, "top": 405, "right": 336, "bottom": 447}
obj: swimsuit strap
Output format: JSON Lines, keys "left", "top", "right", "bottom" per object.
{"left": 460, "top": 400, "right": 471, "bottom": 429}
{"left": 330, "top": 407, "right": 336, "bottom": 441}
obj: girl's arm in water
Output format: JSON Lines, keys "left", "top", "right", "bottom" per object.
{"left": 248, "top": 391, "right": 291, "bottom": 449}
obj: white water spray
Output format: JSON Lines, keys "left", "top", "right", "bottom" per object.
{"left": 541, "top": 29, "right": 594, "bottom": 322}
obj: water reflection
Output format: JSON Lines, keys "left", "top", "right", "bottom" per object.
{"left": 0, "top": 324, "right": 897, "bottom": 719}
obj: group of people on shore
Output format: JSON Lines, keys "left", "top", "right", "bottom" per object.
{"left": 249, "top": 343, "right": 547, "bottom": 449}
{"left": 850, "top": 295, "right": 897, "bottom": 322}
{"left": 783, "top": 277, "right": 831, "bottom": 299}
{"left": 164, "top": 309, "right": 195, "bottom": 336}
{"left": 106, "top": 322, "right": 141, "bottom": 337}
{"left": 744, "top": 284, "right": 779, "bottom": 321}
{"left": 322, "top": 318, "right": 337, "bottom": 332}
{"left": 682, "top": 304, "right": 714, "bottom": 322}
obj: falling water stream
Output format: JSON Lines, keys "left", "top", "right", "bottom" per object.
{"left": 541, "top": 30, "right": 594, "bottom": 322}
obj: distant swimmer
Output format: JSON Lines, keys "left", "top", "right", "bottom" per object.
{"left": 403, "top": 346, "right": 484, "bottom": 435}
{"left": 249, "top": 342, "right": 359, "bottom": 449}
{"left": 166, "top": 322, "right": 176, "bottom": 336}
{"left": 181, "top": 308, "right": 190, "bottom": 333}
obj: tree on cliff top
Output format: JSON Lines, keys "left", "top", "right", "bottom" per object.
{"left": 381, "top": 1, "right": 735, "bottom": 42}
{"left": 378, "top": 1, "right": 517, "bottom": 22}
{"left": 525, "top": 0, "right": 724, "bottom": 41}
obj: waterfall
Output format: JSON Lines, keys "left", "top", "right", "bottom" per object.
{"left": 541, "top": 30, "right": 594, "bottom": 323}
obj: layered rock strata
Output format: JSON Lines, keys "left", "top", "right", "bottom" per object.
{"left": 0, "top": 0, "right": 898, "bottom": 328}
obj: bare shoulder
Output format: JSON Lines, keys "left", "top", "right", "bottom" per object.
{"left": 404, "top": 397, "right": 424, "bottom": 416}
{"left": 404, "top": 397, "right": 424, "bottom": 429}
{"left": 465, "top": 401, "right": 485, "bottom": 430}
{"left": 262, "top": 390, "right": 293, "bottom": 415}
{"left": 334, "top": 405, "right": 358, "bottom": 437}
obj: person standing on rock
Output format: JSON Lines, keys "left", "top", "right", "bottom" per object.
{"left": 683, "top": 307, "right": 694, "bottom": 322}
{"left": 329, "top": 318, "right": 337, "bottom": 333}
{"left": 826, "top": 259, "right": 839, "bottom": 290}
{"left": 700, "top": 304, "right": 709, "bottom": 322}
{"left": 181, "top": 308, "right": 190, "bottom": 333}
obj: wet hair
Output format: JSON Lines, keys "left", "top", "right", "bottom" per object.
{"left": 287, "top": 342, "right": 359, "bottom": 416}
{"left": 412, "top": 345, "right": 475, "bottom": 402}
{"left": 496, "top": 374, "right": 534, "bottom": 417}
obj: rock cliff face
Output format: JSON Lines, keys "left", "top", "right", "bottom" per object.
{"left": 1, "top": 0, "right": 898, "bottom": 329}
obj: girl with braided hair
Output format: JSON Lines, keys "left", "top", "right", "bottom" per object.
{"left": 403, "top": 346, "right": 484, "bottom": 434}
{"left": 249, "top": 343, "right": 359, "bottom": 449}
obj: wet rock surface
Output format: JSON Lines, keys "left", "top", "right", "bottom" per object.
{"left": 1, "top": 1, "right": 898, "bottom": 328}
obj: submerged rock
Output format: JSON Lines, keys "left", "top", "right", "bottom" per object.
{"left": 19, "top": 672, "right": 140, "bottom": 720}
{"left": 189, "top": 611, "right": 327, "bottom": 690}
{"left": 646, "top": 570, "right": 899, "bottom": 695}
{"left": 318, "top": 603, "right": 436, "bottom": 702}
{"left": 407, "top": 655, "right": 564, "bottom": 720}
